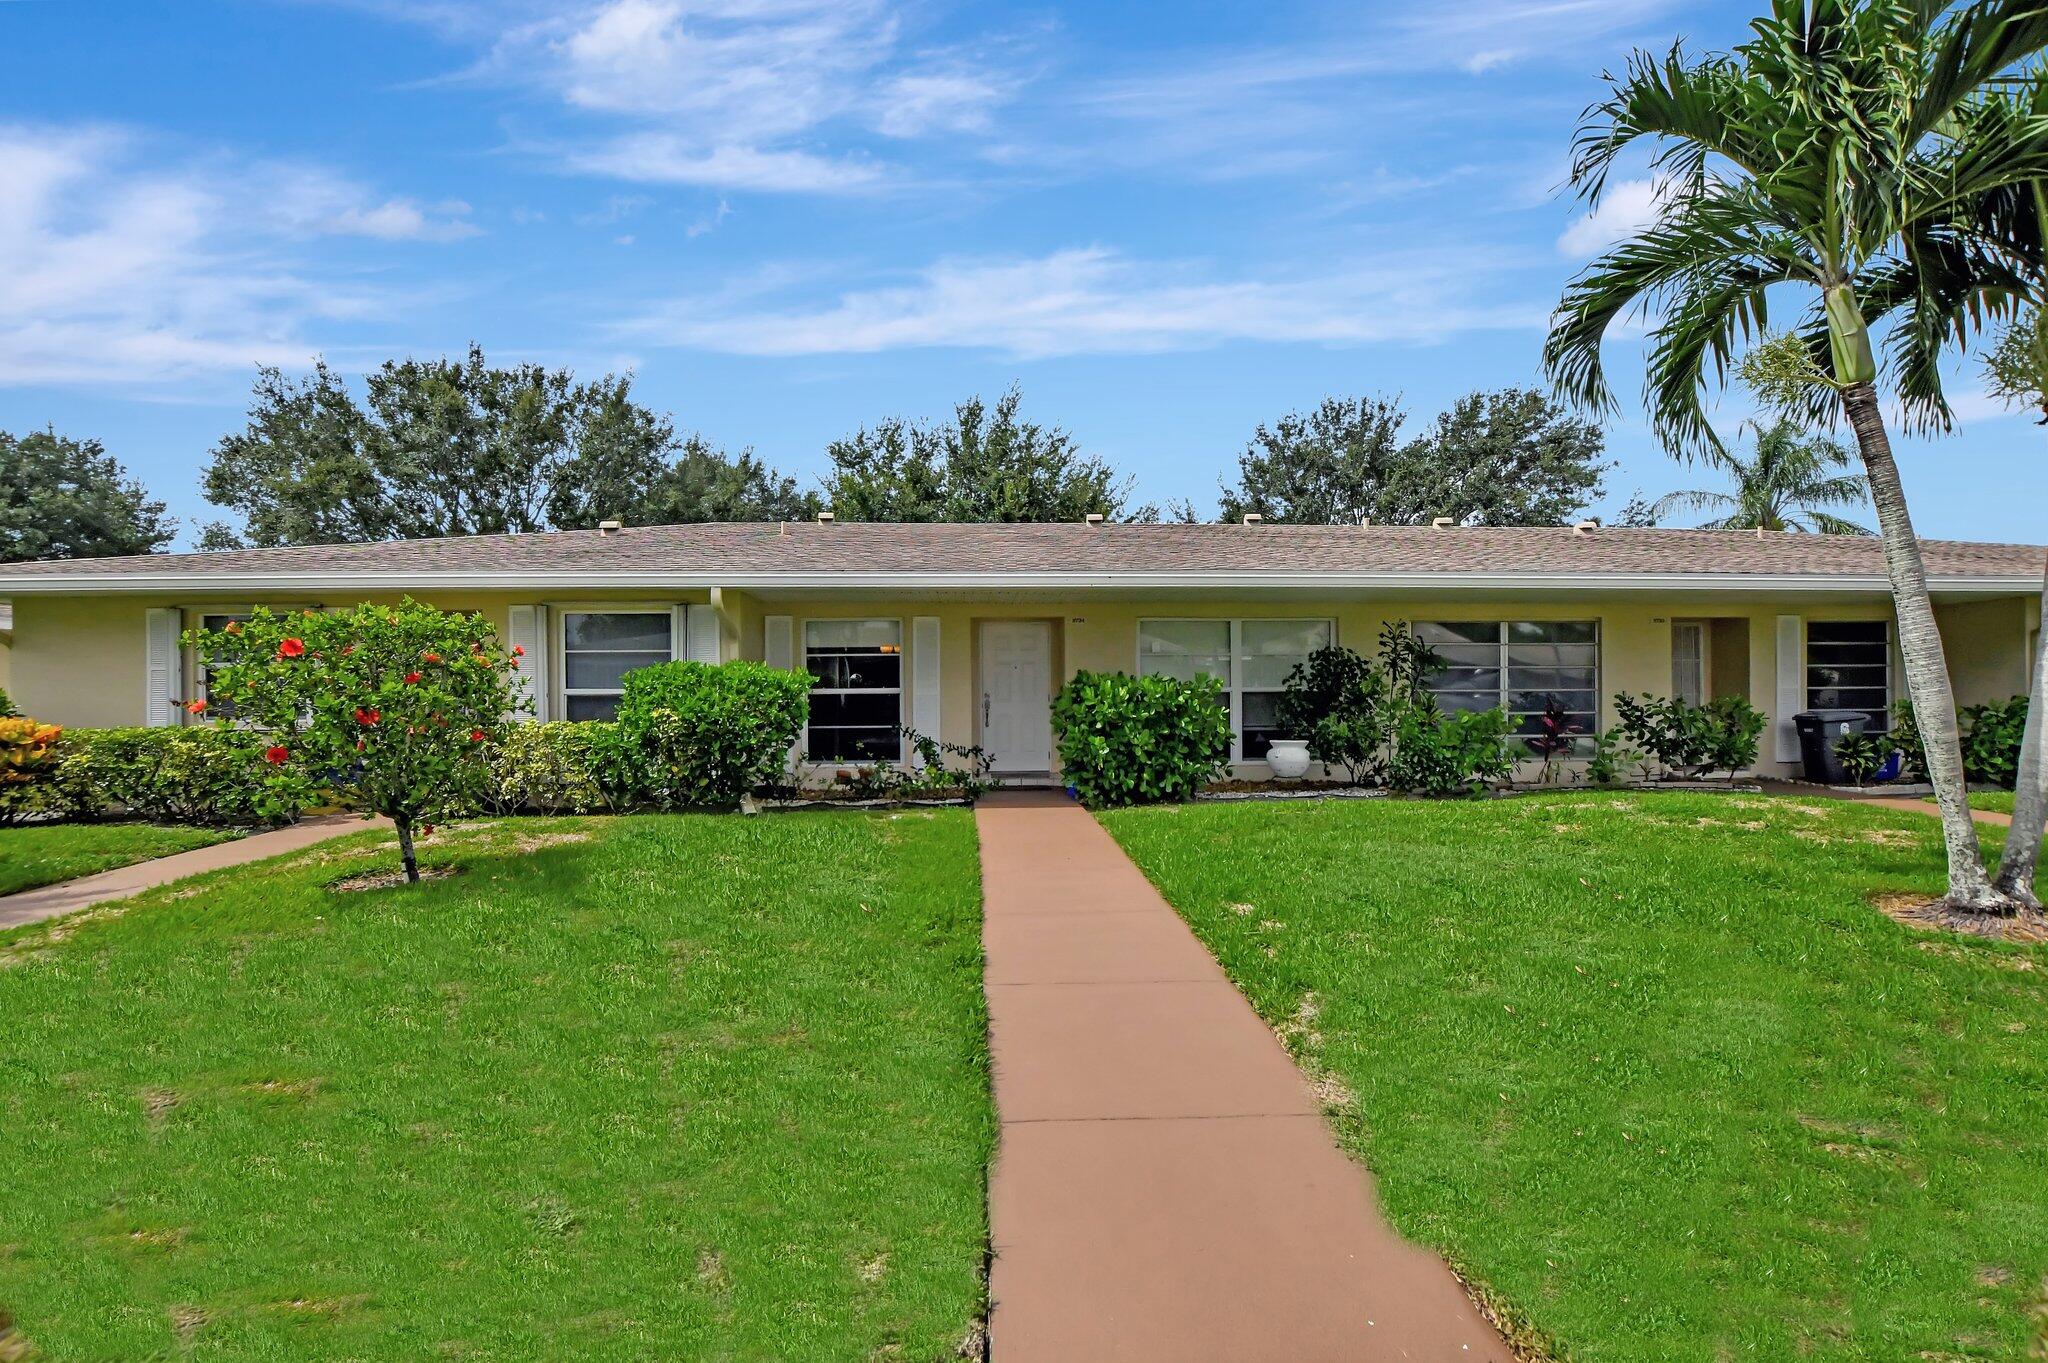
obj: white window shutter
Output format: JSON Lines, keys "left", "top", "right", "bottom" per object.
{"left": 144, "top": 608, "right": 183, "bottom": 727}
{"left": 764, "top": 615, "right": 794, "bottom": 670}
{"left": 910, "top": 616, "right": 941, "bottom": 767}
{"left": 1774, "top": 614, "right": 1803, "bottom": 763}
{"left": 507, "top": 604, "right": 549, "bottom": 722}
{"left": 685, "top": 603, "right": 721, "bottom": 664}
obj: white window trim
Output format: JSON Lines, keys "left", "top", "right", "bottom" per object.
{"left": 555, "top": 604, "right": 681, "bottom": 721}
{"left": 1136, "top": 617, "right": 1335, "bottom": 764}
{"left": 1803, "top": 617, "right": 1895, "bottom": 727}
{"left": 802, "top": 616, "right": 906, "bottom": 765}
{"left": 1412, "top": 618, "right": 1604, "bottom": 742}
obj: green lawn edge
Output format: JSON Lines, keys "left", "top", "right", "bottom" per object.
{"left": 0, "top": 822, "right": 239, "bottom": 898}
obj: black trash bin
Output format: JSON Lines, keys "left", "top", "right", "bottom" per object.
{"left": 1793, "top": 709, "right": 1871, "bottom": 784}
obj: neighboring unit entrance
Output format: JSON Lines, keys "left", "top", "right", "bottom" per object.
{"left": 979, "top": 620, "right": 1054, "bottom": 774}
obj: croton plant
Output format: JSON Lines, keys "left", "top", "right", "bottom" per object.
{"left": 188, "top": 598, "right": 523, "bottom": 881}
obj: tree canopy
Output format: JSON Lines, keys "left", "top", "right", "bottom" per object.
{"left": 1651, "top": 419, "right": 1871, "bottom": 534}
{"left": 1217, "top": 388, "right": 1608, "bottom": 525}
{"left": 0, "top": 428, "right": 176, "bottom": 563}
{"left": 822, "top": 389, "right": 1140, "bottom": 522}
{"left": 199, "top": 347, "right": 812, "bottom": 548}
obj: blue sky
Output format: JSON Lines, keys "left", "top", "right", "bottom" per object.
{"left": 3, "top": 0, "right": 2042, "bottom": 544}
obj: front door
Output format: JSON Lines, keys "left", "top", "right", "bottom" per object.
{"left": 980, "top": 620, "right": 1053, "bottom": 773}
{"left": 1671, "top": 621, "right": 1707, "bottom": 706}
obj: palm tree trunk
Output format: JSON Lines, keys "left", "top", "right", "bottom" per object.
{"left": 1839, "top": 382, "right": 2009, "bottom": 912}
{"left": 1994, "top": 551, "right": 2048, "bottom": 907}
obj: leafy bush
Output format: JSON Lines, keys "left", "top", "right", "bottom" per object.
{"left": 486, "top": 721, "right": 632, "bottom": 815}
{"left": 0, "top": 716, "right": 63, "bottom": 825}
{"left": 1582, "top": 728, "right": 1640, "bottom": 786}
{"left": 1051, "top": 671, "right": 1231, "bottom": 807}
{"left": 41, "top": 727, "right": 292, "bottom": 827}
{"left": 614, "top": 660, "right": 810, "bottom": 807}
{"left": 1613, "top": 693, "right": 1766, "bottom": 778}
{"left": 192, "top": 599, "right": 520, "bottom": 881}
{"left": 829, "top": 728, "right": 999, "bottom": 801}
{"left": 1960, "top": 695, "right": 2029, "bottom": 789}
{"left": 0, "top": 686, "right": 16, "bottom": 718}
{"left": 1890, "top": 698, "right": 1929, "bottom": 780}
{"left": 1388, "top": 705, "right": 1515, "bottom": 797}
{"left": 1275, "top": 644, "right": 1397, "bottom": 784}
{"left": 1833, "top": 729, "right": 1890, "bottom": 786}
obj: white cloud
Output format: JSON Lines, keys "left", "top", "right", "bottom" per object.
{"left": 1557, "top": 178, "right": 1667, "bottom": 257}
{"left": 611, "top": 246, "right": 1541, "bottom": 358}
{"left": 0, "top": 124, "right": 454, "bottom": 387}
{"left": 563, "top": 134, "right": 885, "bottom": 193}
{"left": 1393, "top": 0, "right": 1676, "bottom": 74}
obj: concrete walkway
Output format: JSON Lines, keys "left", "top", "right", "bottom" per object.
{"left": 0, "top": 815, "right": 379, "bottom": 931}
{"left": 976, "top": 790, "right": 1511, "bottom": 1363}
{"left": 1757, "top": 780, "right": 2012, "bottom": 827}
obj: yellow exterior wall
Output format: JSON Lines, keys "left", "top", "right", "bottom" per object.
{"left": 4, "top": 586, "right": 2033, "bottom": 780}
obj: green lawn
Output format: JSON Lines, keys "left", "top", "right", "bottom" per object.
{"left": 1972, "top": 790, "right": 2017, "bottom": 814}
{"left": 0, "top": 822, "right": 239, "bottom": 897}
{"left": 1102, "top": 793, "right": 2045, "bottom": 1362}
{"left": 0, "top": 812, "right": 991, "bottom": 1362}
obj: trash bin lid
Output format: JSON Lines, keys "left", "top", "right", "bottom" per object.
{"left": 1796, "top": 708, "right": 1874, "bottom": 721}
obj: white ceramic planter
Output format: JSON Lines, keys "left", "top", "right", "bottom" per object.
{"left": 1264, "top": 739, "right": 1312, "bottom": 780}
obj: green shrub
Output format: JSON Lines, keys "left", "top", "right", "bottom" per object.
{"left": 1388, "top": 705, "right": 1515, "bottom": 797}
{"left": 1582, "top": 728, "right": 1641, "bottom": 786}
{"left": 193, "top": 599, "right": 520, "bottom": 880}
{"left": 1960, "top": 695, "right": 2029, "bottom": 788}
{"left": 1833, "top": 728, "right": 1890, "bottom": 786}
{"left": 1889, "top": 698, "right": 1929, "bottom": 780}
{"left": 0, "top": 686, "right": 16, "bottom": 718}
{"left": 829, "top": 728, "right": 999, "bottom": 801}
{"left": 614, "top": 660, "right": 811, "bottom": 807}
{"left": 1051, "top": 671, "right": 1231, "bottom": 807}
{"left": 487, "top": 721, "right": 632, "bottom": 814}
{"left": 43, "top": 726, "right": 294, "bottom": 827}
{"left": 1613, "top": 693, "right": 1766, "bottom": 778}
{"left": 1275, "top": 644, "right": 1397, "bottom": 784}
{"left": 0, "top": 716, "right": 63, "bottom": 825}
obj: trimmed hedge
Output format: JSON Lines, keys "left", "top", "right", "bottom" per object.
{"left": 1050, "top": 671, "right": 1231, "bottom": 807}
{"left": 486, "top": 722, "right": 633, "bottom": 815}
{"left": 615, "top": 660, "right": 811, "bottom": 807}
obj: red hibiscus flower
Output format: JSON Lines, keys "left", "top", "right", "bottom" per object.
{"left": 470, "top": 729, "right": 486, "bottom": 742}
{"left": 186, "top": 698, "right": 208, "bottom": 714}
{"left": 421, "top": 651, "right": 442, "bottom": 664}
{"left": 404, "top": 671, "right": 423, "bottom": 684}
{"left": 355, "top": 707, "right": 380, "bottom": 726}
{"left": 508, "top": 658, "right": 520, "bottom": 670}
{"left": 222, "top": 620, "right": 243, "bottom": 635}
{"left": 264, "top": 745, "right": 290, "bottom": 765}
{"left": 277, "top": 638, "right": 305, "bottom": 658}
{"left": 355, "top": 738, "right": 366, "bottom": 752}
{"left": 511, "top": 645, "right": 525, "bottom": 657}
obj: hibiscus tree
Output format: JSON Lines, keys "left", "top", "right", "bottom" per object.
{"left": 190, "top": 598, "right": 522, "bottom": 881}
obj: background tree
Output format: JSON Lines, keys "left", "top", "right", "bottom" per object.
{"left": 202, "top": 348, "right": 811, "bottom": 547}
{"left": 0, "top": 428, "right": 175, "bottom": 562}
{"left": 1217, "top": 389, "right": 1606, "bottom": 525}
{"left": 1543, "top": 0, "right": 2048, "bottom": 915}
{"left": 823, "top": 388, "right": 1137, "bottom": 522}
{"left": 1650, "top": 419, "right": 1871, "bottom": 533}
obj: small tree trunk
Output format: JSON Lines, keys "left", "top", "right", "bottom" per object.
{"left": 1839, "top": 382, "right": 2010, "bottom": 913}
{"left": 394, "top": 814, "right": 420, "bottom": 884}
{"left": 1994, "top": 551, "right": 2048, "bottom": 907}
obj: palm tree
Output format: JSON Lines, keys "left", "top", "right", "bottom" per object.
{"left": 1651, "top": 419, "right": 1872, "bottom": 534}
{"left": 1545, "top": 0, "right": 2048, "bottom": 914}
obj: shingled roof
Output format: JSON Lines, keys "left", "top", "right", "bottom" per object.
{"left": 0, "top": 522, "right": 2040, "bottom": 589}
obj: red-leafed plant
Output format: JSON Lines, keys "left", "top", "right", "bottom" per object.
{"left": 190, "top": 599, "right": 521, "bottom": 882}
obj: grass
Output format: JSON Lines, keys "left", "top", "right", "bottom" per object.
{"left": 0, "top": 821, "right": 238, "bottom": 897}
{"left": 1972, "top": 790, "right": 2017, "bottom": 814}
{"left": 1102, "top": 792, "right": 2045, "bottom": 1362}
{"left": 0, "top": 812, "right": 991, "bottom": 1362}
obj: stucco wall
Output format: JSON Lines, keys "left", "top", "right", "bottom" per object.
{"left": 4, "top": 586, "right": 2033, "bottom": 780}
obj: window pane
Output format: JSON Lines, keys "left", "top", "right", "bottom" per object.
{"left": 806, "top": 619, "right": 902, "bottom": 651}
{"left": 564, "top": 612, "right": 671, "bottom": 651}
{"left": 808, "top": 654, "right": 902, "bottom": 691}
{"left": 1242, "top": 619, "right": 1331, "bottom": 656}
{"left": 1435, "top": 690, "right": 1504, "bottom": 714}
{"left": 1431, "top": 665, "right": 1503, "bottom": 693}
{"left": 1507, "top": 667, "right": 1596, "bottom": 692}
{"left": 1430, "top": 643, "right": 1506, "bottom": 669}
{"left": 1241, "top": 691, "right": 1283, "bottom": 729}
{"left": 1509, "top": 620, "right": 1597, "bottom": 644}
{"left": 1139, "top": 620, "right": 1231, "bottom": 684}
{"left": 1506, "top": 644, "right": 1597, "bottom": 671}
{"left": 563, "top": 650, "right": 669, "bottom": 691}
{"left": 564, "top": 693, "right": 620, "bottom": 722}
{"left": 1807, "top": 620, "right": 1887, "bottom": 644}
{"left": 1416, "top": 621, "right": 1500, "bottom": 645}
{"left": 1508, "top": 689, "right": 1598, "bottom": 714}
{"left": 808, "top": 727, "right": 903, "bottom": 762}
{"left": 810, "top": 691, "right": 903, "bottom": 727}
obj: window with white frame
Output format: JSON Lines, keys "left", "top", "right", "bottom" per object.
{"left": 1806, "top": 620, "right": 1891, "bottom": 728}
{"left": 1137, "top": 618, "right": 1334, "bottom": 760}
{"left": 560, "top": 611, "right": 674, "bottom": 721}
{"left": 1414, "top": 620, "right": 1599, "bottom": 751}
{"left": 804, "top": 619, "right": 903, "bottom": 761}
{"left": 193, "top": 612, "right": 254, "bottom": 716}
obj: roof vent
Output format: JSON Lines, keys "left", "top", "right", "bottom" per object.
{"left": 1241, "top": 513, "right": 1264, "bottom": 526}
{"left": 597, "top": 519, "right": 623, "bottom": 535}
{"left": 1085, "top": 512, "right": 1105, "bottom": 526}
{"left": 1430, "top": 516, "right": 1455, "bottom": 529}
{"left": 1572, "top": 519, "right": 1598, "bottom": 536}
{"left": 817, "top": 511, "right": 835, "bottom": 524}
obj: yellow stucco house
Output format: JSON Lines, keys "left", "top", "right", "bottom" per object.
{"left": 0, "top": 520, "right": 2039, "bottom": 781}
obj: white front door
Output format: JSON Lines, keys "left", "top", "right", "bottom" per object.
{"left": 980, "top": 620, "right": 1053, "bottom": 773}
